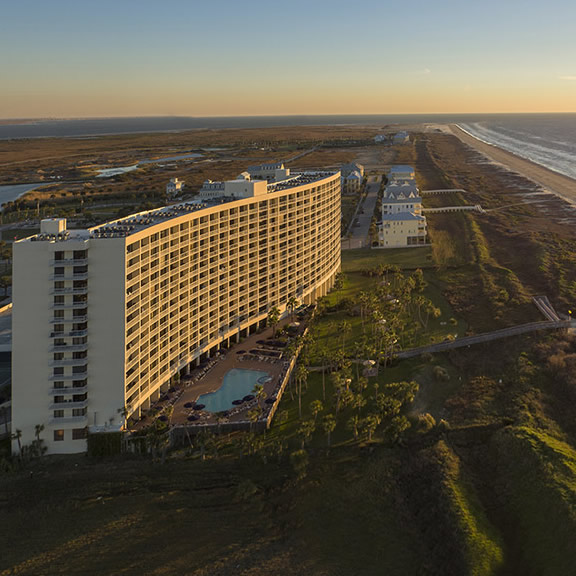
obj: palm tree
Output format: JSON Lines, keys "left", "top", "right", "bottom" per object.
{"left": 347, "top": 414, "right": 360, "bottom": 440}
{"left": 338, "top": 320, "right": 351, "bottom": 354}
{"left": 322, "top": 414, "right": 336, "bottom": 448}
{"left": 361, "top": 414, "right": 381, "bottom": 442}
{"left": 309, "top": 399, "right": 323, "bottom": 423}
{"left": 267, "top": 305, "right": 281, "bottom": 337}
{"left": 33, "top": 424, "right": 46, "bottom": 458}
{"left": 12, "top": 429, "right": 22, "bottom": 459}
{"left": 252, "top": 383, "right": 267, "bottom": 411}
{"left": 286, "top": 296, "right": 299, "bottom": 322}
{"left": 295, "top": 364, "right": 308, "bottom": 418}
{"left": 297, "top": 419, "right": 315, "bottom": 449}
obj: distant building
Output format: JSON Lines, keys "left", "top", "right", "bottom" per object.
{"left": 344, "top": 171, "right": 362, "bottom": 193}
{"left": 388, "top": 165, "right": 416, "bottom": 182}
{"left": 340, "top": 162, "right": 364, "bottom": 194}
{"left": 341, "top": 162, "right": 364, "bottom": 178}
{"left": 245, "top": 162, "right": 291, "bottom": 182}
{"left": 166, "top": 178, "right": 184, "bottom": 198}
{"left": 393, "top": 131, "right": 410, "bottom": 145}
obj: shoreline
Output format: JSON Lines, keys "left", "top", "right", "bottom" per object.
{"left": 448, "top": 124, "right": 576, "bottom": 207}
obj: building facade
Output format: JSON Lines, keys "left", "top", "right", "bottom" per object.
{"left": 12, "top": 170, "right": 341, "bottom": 454}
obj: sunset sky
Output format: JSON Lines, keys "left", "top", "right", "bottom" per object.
{"left": 2, "top": 0, "right": 576, "bottom": 118}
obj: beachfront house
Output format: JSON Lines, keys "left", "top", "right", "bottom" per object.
{"left": 378, "top": 165, "right": 427, "bottom": 248}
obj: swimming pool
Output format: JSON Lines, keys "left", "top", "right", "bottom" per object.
{"left": 196, "top": 368, "right": 270, "bottom": 412}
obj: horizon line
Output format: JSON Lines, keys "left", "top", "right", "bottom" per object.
{"left": 2, "top": 111, "right": 576, "bottom": 123}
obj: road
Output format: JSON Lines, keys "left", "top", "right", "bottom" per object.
{"left": 342, "top": 175, "right": 381, "bottom": 250}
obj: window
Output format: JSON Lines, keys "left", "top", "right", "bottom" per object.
{"left": 54, "top": 410, "right": 64, "bottom": 418}
{"left": 54, "top": 430, "right": 64, "bottom": 441}
{"left": 72, "top": 428, "right": 87, "bottom": 440}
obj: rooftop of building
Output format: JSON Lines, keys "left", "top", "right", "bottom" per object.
{"left": 22, "top": 170, "right": 337, "bottom": 243}
{"left": 388, "top": 165, "right": 415, "bottom": 173}
{"left": 381, "top": 212, "right": 425, "bottom": 221}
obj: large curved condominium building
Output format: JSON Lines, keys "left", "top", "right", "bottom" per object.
{"left": 12, "top": 170, "right": 341, "bottom": 454}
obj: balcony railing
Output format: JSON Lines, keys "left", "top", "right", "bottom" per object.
{"left": 50, "top": 399, "right": 88, "bottom": 410}
{"left": 50, "top": 385, "right": 88, "bottom": 395}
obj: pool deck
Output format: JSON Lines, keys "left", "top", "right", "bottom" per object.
{"left": 156, "top": 318, "right": 297, "bottom": 429}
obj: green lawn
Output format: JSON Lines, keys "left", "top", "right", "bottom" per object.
{"left": 342, "top": 246, "right": 434, "bottom": 273}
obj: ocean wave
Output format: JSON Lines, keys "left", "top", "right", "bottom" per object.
{"left": 458, "top": 120, "right": 576, "bottom": 180}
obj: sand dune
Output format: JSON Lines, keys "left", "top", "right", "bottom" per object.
{"left": 449, "top": 124, "right": 576, "bottom": 207}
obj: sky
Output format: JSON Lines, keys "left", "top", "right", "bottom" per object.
{"left": 2, "top": 0, "right": 576, "bottom": 118}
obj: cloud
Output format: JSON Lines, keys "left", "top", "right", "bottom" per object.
{"left": 418, "top": 68, "right": 432, "bottom": 75}
{"left": 559, "top": 75, "right": 576, "bottom": 81}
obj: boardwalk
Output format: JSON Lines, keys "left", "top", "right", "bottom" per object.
{"left": 397, "top": 320, "right": 570, "bottom": 359}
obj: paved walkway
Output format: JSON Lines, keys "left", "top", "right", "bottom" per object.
{"left": 342, "top": 175, "right": 381, "bottom": 250}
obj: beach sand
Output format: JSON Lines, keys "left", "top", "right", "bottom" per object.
{"left": 449, "top": 124, "right": 576, "bottom": 207}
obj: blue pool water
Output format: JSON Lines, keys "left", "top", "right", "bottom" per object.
{"left": 196, "top": 369, "right": 270, "bottom": 412}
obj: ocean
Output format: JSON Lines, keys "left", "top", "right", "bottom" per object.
{"left": 457, "top": 114, "right": 576, "bottom": 181}
{"left": 1, "top": 113, "right": 575, "bottom": 180}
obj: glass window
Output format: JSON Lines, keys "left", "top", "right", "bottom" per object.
{"left": 54, "top": 430, "right": 64, "bottom": 441}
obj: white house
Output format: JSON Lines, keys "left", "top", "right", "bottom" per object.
{"left": 393, "top": 131, "right": 410, "bottom": 145}
{"left": 166, "top": 178, "right": 184, "bottom": 197}
{"left": 378, "top": 212, "right": 427, "bottom": 247}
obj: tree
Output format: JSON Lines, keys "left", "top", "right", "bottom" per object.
{"left": 347, "top": 414, "right": 360, "bottom": 440}
{"left": 12, "top": 429, "right": 22, "bottom": 459}
{"left": 322, "top": 414, "right": 337, "bottom": 448}
{"left": 360, "top": 414, "right": 381, "bottom": 442}
{"left": 338, "top": 320, "right": 352, "bottom": 354}
{"left": 286, "top": 296, "right": 299, "bottom": 322}
{"left": 31, "top": 424, "right": 46, "bottom": 458}
{"left": 252, "top": 383, "right": 267, "bottom": 411}
{"left": 297, "top": 419, "right": 316, "bottom": 449}
{"left": 295, "top": 364, "right": 309, "bottom": 418}
{"left": 267, "top": 305, "right": 281, "bottom": 337}
{"left": 290, "top": 449, "right": 309, "bottom": 481}
{"left": 309, "top": 399, "right": 323, "bottom": 423}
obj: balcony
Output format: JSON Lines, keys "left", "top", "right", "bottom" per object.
{"left": 50, "top": 258, "right": 88, "bottom": 266}
{"left": 50, "top": 385, "right": 88, "bottom": 395}
{"left": 50, "top": 358, "right": 88, "bottom": 367}
{"left": 50, "top": 329, "right": 88, "bottom": 338}
{"left": 50, "top": 399, "right": 88, "bottom": 410}
{"left": 50, "top": 316, "right": 88, "bottom": 324}
{"left": 51, "top": 272, "right": 89, "bottom": 281}
{"left": 51, "top": 301, "right": 88, "bottom": 310}
{"left": 51, "top": 343, "right": 88, "bottom": 353}
{"left": 50, "top": 371, "right": 87, "bottom": 381}
{"left": 51, "top": 286, "right": 88, "bottom": 295}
